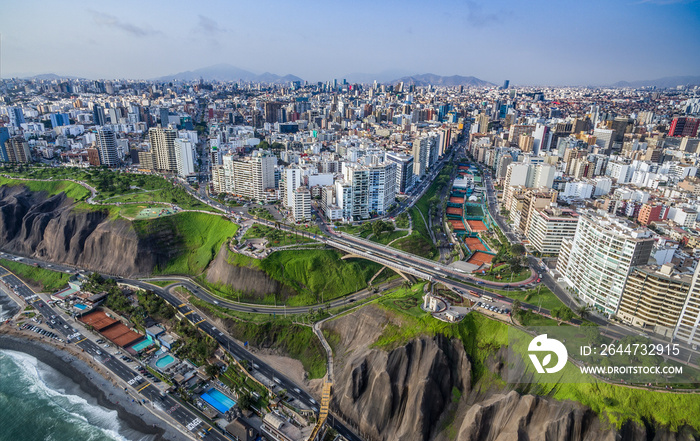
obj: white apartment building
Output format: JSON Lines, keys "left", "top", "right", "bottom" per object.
{"left": 675, "top": 264, "right": 700, "bottom": 347}
{"left": 291, "top": 186, "right": 311, "bottom": 222}
{"left": 557, "top": 211, "right": 654, "bottom": 315}
{"left": 174, "top": 138, "right": 195, "bottom": 177}
{"left": 527, "top": 207, "right": 579, "bottom": 255}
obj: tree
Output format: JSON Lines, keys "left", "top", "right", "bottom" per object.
{"left": 576, "top": 304, "right": 591, "bottom": 320}
{"left": 512, "top": 299, "right": 522, "bottom": 315}
{"left": 510, "top": 243, "right": 526, "bottom": 256}
{"left": 508, "top": 256, "right": 523, "bottom": 275}
{"left": 237, "top": 392, "right": 253, "bottom": 410}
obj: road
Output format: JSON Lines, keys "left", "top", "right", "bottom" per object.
{"left": 0, "top": 272, "right": 226, "bottom": 441}
{"left": 0, "top": 256, "right": 364, "bottom": 441}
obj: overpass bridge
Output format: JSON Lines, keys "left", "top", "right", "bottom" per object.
{"left": 331, "top": 240, "right": 433, "bottom": 281}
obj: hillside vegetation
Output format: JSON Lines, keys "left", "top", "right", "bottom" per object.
{"left": 134, "top": 212, "right": 238, "bottom": 275}
{"left": 368, "top": 284, "right": 700, "bottom": 432}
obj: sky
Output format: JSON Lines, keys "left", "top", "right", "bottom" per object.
{"left": 1, "top": 0, "right": 699, "bottom": 85}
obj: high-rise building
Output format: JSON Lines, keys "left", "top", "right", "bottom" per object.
{"left": 92, "top": 104, "right": 106, "bottom": 126}
{"left": 5, "top": 137, "right": 32, "bottom": 163}
{"left": 527, "top": 207, "right": 579, "bottom": 255}
{"left": 668, "top": 117, "right": 700, "bottom": 138}
{"left": 221, "top": 150, "right": 277, "bottom": 200}
{"left": 556, "top": 211, "right": 654, "bottom": 315}
{"left": 264, "top": 102, "right": 283, "bottom": 124}
{"left": 87, "top": 148, "right": 101, "bottom": 166}
{"left": 174, "top": 138, "right": 195, "bottom": 177}
{"left": 95, "top": 127, "right": 119, "bottom": 167}
{"left": 342, "top": 164, "right": 370, "bottom": 220}
{"left": 149, "top": 127, "right": 177, "bottom": 172}
{"left": 618, "top": 264, "right": 691, "bottom": 339}
{"left": 50, "top": 113, "right": 70, "bottom": 128}
{"left": 0, "top": 127, "right": 9, "bottom": 162}
{"left": 675, "top": 264, "right": 700, "bottom": 347}
{"left": 412, "top": 135, "right": 436, "bottom": 178}
{"left": 291, "top": 186, "right": 311, "bottom": 222}
{"left": 8, "top": 107, "right": 25, "bottom": 127}
{"left": 281, "top": 166, "right": 302, "bottom": 209}
{"left": 386, "top": 152, "right": 415, "bottom": 193}
{"left": 368, "top": 162, "right": 397, "bottom": 215}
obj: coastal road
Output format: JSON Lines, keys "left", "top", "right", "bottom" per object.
{"left": 1, "top": 272, "right": 226, "bottom": 441}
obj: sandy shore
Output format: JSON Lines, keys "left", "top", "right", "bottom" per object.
{"left": 0, "top": 328, "right": 193, "bottom": 441}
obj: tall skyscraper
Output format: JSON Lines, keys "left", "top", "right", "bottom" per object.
{"left": 50, "top": 113, "right": 70, "bottom": 128}
{"left": 95, "top": 127, "right": 119, "bottom": 167}
{"left": 221, "top": 150, "right": 277, "bottom": 200}
{"left": 149, "top": 127, "right": 177, "bottom": 172}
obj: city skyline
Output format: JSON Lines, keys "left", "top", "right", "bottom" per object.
{"left": 2, "top": 0, "right": 700, "bottom": 85}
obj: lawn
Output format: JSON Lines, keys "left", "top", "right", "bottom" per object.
{"left": 504, "top": 285, "right": 565, "bottom": 311}
{"left": 395, "top": 212, "right": 410, "bottom": 229}
{"left": 248, "top": 207, "right": 275, "bottom": 220}
{"left": 362, "top": 283, "right": 700, "bottom": 432}
{"left": 242, "top": 224, "right": 314, "bottom": 246}
{"left": 391, "top": 230, "right": 437, "bottom": 259}
{"left": 134, "top": 212, "right": 239, "bottom": 275}
{"left": 0, "top": 259, "right": 71, "bottom": 292}
{"left": 0, "top": 177, "right": 91, "bottom": 201}
{"left": 370, "top": 229, "right": 408, "bottom": 245}
{"left": 259, "top": 249, "right": 383, "bottom": 306}
{"left": 473, "top": 266, "right": 532, "bottom": 283}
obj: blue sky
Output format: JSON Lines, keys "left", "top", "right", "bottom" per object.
{"left": 1, "top": 0, "right": 699, "bottom": 84}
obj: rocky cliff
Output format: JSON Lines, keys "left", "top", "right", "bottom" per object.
{"left": 0, "top": 185, "right": 175, "bottom": 276}
{"left": 324, "top": 306, "right": 699, "bottom": 441}
{"left": 205, "top": 244, "right": 296, "bottom": 300}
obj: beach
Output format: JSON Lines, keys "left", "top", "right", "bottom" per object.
{"left": 0, "top": 328, "right": 194, "bottom": 441}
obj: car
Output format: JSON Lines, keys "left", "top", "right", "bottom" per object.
{"left": 293, "top": 388, "right": 301, "bottom": 393}
{"left": 309, "top": 398, "right": 317, "bottom": 404}
{"left": 253, "top": 363, "right": 260, "bottom": 369}
{"left": 536, "top": 278, "right": 541, "bottom": 283}
{"left": 273, "top": 377, "right": 281, "bottom": 384}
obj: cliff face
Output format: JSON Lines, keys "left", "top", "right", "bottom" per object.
{"left": 205, "top": 244, "right": 296, "bottom": 300}
{"left": 333, "top": 334, "right": 470, "bottom": 441}
{"left": 0, "top": 185, "right": 174, "bottom": 276}
{"left": 324, "top": 306, "right": 700, "bottom": 441}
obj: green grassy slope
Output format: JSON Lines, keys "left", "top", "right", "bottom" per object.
{"left": 134, "top": 212, "right": 238, "bottom": 275}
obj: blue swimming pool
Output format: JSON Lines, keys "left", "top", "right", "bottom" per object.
{"left": 155, "top": 354, "right": 175, "bottom": 369}
{"left": 130, "top": 336, "right": 153, "bottom": 352}
{"left": 200, "top": 388, "right": 236, "bottom": 413}
{"left": 74, "top": 303, "right": 87, "bottom": 310}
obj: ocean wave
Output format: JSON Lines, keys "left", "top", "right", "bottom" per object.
{"left": 0, "top": 350, "right": 141, "bottom": 441}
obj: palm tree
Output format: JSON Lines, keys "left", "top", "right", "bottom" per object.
{"left": 576, "top": 304, "right": 591, "bottom": 319}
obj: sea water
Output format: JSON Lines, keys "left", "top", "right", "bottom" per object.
{"left": 0, "top": 350, "right": 155, "bottom": 441}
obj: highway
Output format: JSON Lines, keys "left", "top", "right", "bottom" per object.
{"left": 0, "top": 272, "right": 226, "bottom": 441}
{"left": 0, "top": 255, "right": 363, "bottom": 441}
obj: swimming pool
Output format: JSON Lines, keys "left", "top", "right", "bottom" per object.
{"left": 130, "top": 336, "right": 153, "bottom": 352}
{"left": 200, "top": 388, "right": 236, "bottom": 413}
{"left": 74, "top": 303, "right": 87, "bottom": 310}
{"left": 155, "top": 354, "right": 176, "bottom": 369}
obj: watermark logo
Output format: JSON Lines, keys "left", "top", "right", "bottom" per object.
{"left": 528, "top": 334, "right": 567, "bottom": 374}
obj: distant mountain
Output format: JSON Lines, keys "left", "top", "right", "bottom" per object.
{"left": 610, "top": 75, "right": 700, "bottom": 89}
{"left": 153, "top": 64, "right": 303, "bottom": 84}
{"left": 23, "top": 73, "right": 80, "bottom": 80}
{"left": 344, "top": 69, "right": 418, "bottom": 84}
{"left": 390, "top": 73, "right": 494, "bottom": 87}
